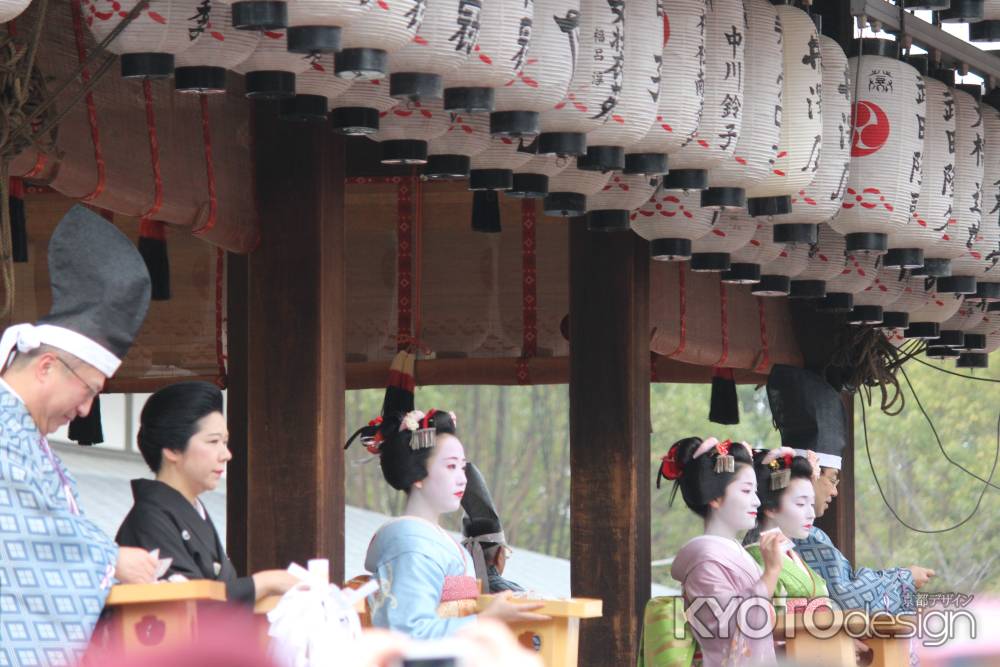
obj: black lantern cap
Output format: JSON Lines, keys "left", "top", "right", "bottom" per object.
{"left": 280, "top": 94, "right": 328, "bottom": 122}
{"left": 231, "top": 1, "right": 287, "bottom": 30}
{"left": 849, "top": 305, "right": 884, "bottom": 325}
{"left": 701, "top": 187, "right": 746, "bottom": 210}
{"left": 121, "top": 53, "right": 174, "bottom": 80}
{"left": 904, "top": 321, "right": 942, "bottom": 339}
{"left": 689, "top": 253, "right": 731, "bottom": 273}
{"left": 444, "top": 86, "right": 495, "bottom": 113}
{"left": 970, "top": 19, "right": 1000, "bottom": 41}
{"left": 880, "top": 311, "right": 910, "bottom": 329}
{"left": 544, "top": 192, "right": 587, "bottom": 218}
{"left": 721, "top": 263, "right": 761, "bottom": 285}
{"left": 972, "top": 281, "right": 1000, "bottom": 301}
{"left": 940, "top": 0, "right": 985, "bottom": 22}
{"left": 789, "top": 279, "right": 827, "bottom": 300}
{"left": 932, "top": 330, "right": 966, "bottom": 347}
{"left": 903, "top": 0, "right": 950, "bottom": 8}
{"left": 848, "top": 38, "right": 901, "bottom": 58}
{"left": 752, "top": 274, "right": 791, "bottom": 297}
{"left": 423, "top": 154, "right": 470, "bottom": 180}
{"left": 957, "top": 352, "right": 990, "bottom": 368}
{"left": 287, "top": 25, "right": 341, "bottom": 53}
{"left": 962, "top": 333, "right": 988, "bottom": 352}
{"left": 508, "top": 173, "right": 549, "bottom": 198}
{"left": 845, "top": 232, "right": 888, "bottom": 253}
{"left": 650, "top": 238, "right": 692, "bottom": 261}
{"left": 537, "top": 132, "right": 587, "bottom": 157}
{"left": 577, "top": 146, "right": 625, "bottom": 172}
{"left": 390, "top": 72, "right": 441, "bottom": 101}
{"left": 774, "top": 223, "right": 817, "bottom": 245}
{"left": 747, "top": 195, "right": 792, "bottom": 218}
{"left": 490, "top": 111, "right": 540, "bottom": 138}
{"left": 927, "top": 346, "right": 961, "bottom": 359}
{"left": 337, "top": 49, "right": 388, "bottom": 81}
{"left": 817, "top": 293, "right": 854, "bottom": 313}
{"left": 623, "top": 153, "right": 669, "bottom": 175}
{"left": 469, "top": 169, "right": 513, "bottom": 191}
{"left": 244, "top": 71, "right": 295, "bottom": 100}
{"left": 587, "top": 210, "right": 630, "bottom": 232}
{"left": 661, "top": 169, "right": 708, "bottom": 191}
{"left": 175, "top": 66, "right": 227, "bottom": 94}
{"left": 936, "top": 275, "right": 978, "bottom": 294}
{"left": 922, "top": 258, "right": 952, "bottom": 277}
{"left": 329, "top": 106, "right": 379, "bottom": 135}
{"left": 883, "top": 248, "right": 925, "bottom": 270}
{"left": 381, "top": 139, "right": 428, "bottom": 165}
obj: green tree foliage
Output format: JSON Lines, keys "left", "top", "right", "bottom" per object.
{"left": 345, "top": 355, "right": 1000, "bottom": 594}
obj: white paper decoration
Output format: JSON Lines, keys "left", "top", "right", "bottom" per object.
{"left": 543, "top": 164, "right": 612, "bottom": 216}
{"left": 285, "top": 0, "right": 373, "bottom": 53}
{"left": 819, "top": 251, "right": 879, "bottom": 312}
{"left": 957, "top": 308, "right": 999, "bottom": 367}
{"left": 728, "top": 221, "right": 786, "bottom": 284}
{"left": 291, "top": 53, "right": 353, "bottom": 107}
{"left": 489, "top": 0, "right": 579, "bottom": 138}
{"left": 831, "top": 44, "right": 924, "bottom": 254}
{"left": 174, "top": 4, "right": 260, "bottom": 93}
{"left": 624, "top": 0, "right": 705, "bottom": 176}
{"left": 789, "top": 223, "right": 848, "bottom": 299}
{"left": 897, "top": 77, "right": 956, "bottom": 273}
{"left": 906, "top": 280, "right": 965, "bottom": 338}
{"left": 586, "top": 175, "right": 660, "bottom": 231}
{"left": 689, "top": 209, "right": 756, "bottom": 272}
{"left": 880, "top": 271, "right": 932, "bottom": 330}
{"left": 938, "top": 302, "right": 989, "bottom": 349}
{"left": 630, "top": 186, "right": 715, "bottom": 260}
{"left": 469, "top": 136, "right": 535, "bottom": 191}
{"left": 0, "top": 0, "right": 30, "bottom": 23}
{"left": 425, "top": 109, "right": 491, "bottom": 179}
{"left": 510, "top": 151, "right": 570, "bottom": 197}
{"left": 764, "top": 35, "right": 851, "bottom": 247}
{"left": 83, "top": 0, "right": 204, "bottom": 78}
{"left": 536, "top": 0, "right": 626, "bottom": 156}
{"left": 372, "top": 99, "right": 450, "bottom": 164}
{"left": 577, "top": 0, "right": 662, "bottom": 172}
{"left": 752, "top": 244, "right": 810, "bottom": 297}
{"left": 851, "top": 263, "right": 908, "bottom": 324}
{"left": 745, "top": 4, "right": 824, "bottom": 236}
{"left": 336, "top": 0, "right": 426, "bottom": 80}
{"left": 329, "top": 78, "right": 400, "bottom": 134}
{"left": 702, "top": 0, "right": 781, "bottom": 211}
{"left": 234, "top": 29, "right": 313, "bottom": 98}
{"left": 443, "top": 0, "right": 535, "bottom": 113}
{"left": 662, "top": 0, "right": 746, "bottom": 191}
{"left": 386, "top": 0, "right": 478, "bottom": 101}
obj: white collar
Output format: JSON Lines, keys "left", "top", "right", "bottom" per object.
{"left": 0, "top": 376, "right": 26, "bottom": 405}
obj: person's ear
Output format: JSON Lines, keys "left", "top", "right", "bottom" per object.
{"left": 708, "top": 497, "right": 723, "bottom": 510}
{"left": 161, "top": 447, "right": 183, "bottom": 465}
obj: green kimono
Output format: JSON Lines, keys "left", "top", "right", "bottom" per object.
{"left": 745, "top": 543, "right": 829, "bottom": 605}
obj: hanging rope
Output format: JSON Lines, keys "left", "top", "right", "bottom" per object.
{"left": 395, "top": 177, "right": 414, "bottom": 351}
{"left": 715, "top": 279, "right": 730, "bottom": 367}
{"left": 515, "top": 198, "right": 537, "bottom": 384}
{"left": 214, "top": 247, "right": 227, "bottom": 388}
{"left": 665, "top": 262, "right": 688, "bottom": 358}
{"left": 194, "top": 93, "right": 218, "bottom": 234}
{"left": 70, "top": 0, "right": 107, "bottom": 201}
{"left": 753, "top": 296, "right": 771, "bottom": 373}
{"left": 412, "top": 169, "right": 423, "bottom": 352}
{"left": 138, "top": 78, "right": 164, "bottom": 222}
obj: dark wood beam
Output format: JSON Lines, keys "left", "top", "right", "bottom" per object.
{"left": 226, "top": 103, "right": 346, "bottom": 582}
{"left": 569, "top": 223, "right": 651, "bottom": 667}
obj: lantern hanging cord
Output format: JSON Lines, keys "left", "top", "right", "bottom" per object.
{"left": 860, "top": 396, "right": 999, "bottom": 534}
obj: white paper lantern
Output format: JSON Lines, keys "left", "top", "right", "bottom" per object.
{"left": 764, "top": 35, "right": 851, "bottom": 247}
{"left": 174, "top": 4, "right": 261, "bottom": 93}
{"left": 330, "top": 78, "right": 399, "bottom": 134}
{"left": 850, "top": 263, "right": 909, "bottom": 325}
{"left": 336, "top": 0, "right": 427, "bottom": 80}
{"left": 788, "top": 223, "right": 848, "bottom": 299}
{"left": 371, "top": 99, "right": 449, "bottom": 164}
{"left": 751, "top": 243, "right": 810, "bottom": 297}
{"left": 728, "top": 220, "right": 785, "bottom": 284}
{"left": 283, "top": 53, "right": 353, "bottom": 120}
{"left": 661, "top": 0, "right": 745, "bottom": 191}
{"left": 905, "top": 279, "right": 965, "bottom": 339}
{"left": 630, "top": 186, "right": 715, "bottom": 260}
{"left": 816, "top": 251, "right": 879, "bottom": 313}
{"left": 234, "top": 29, "right": 313, "bottom": 98}
{"left": 936, "top": 301, "right": 989, "bottom": 349}
{"left": 491, "top": 0, "right": 580, "bottom": 139}
{"left": 880, "top": 271, "right": 931, "bottom": 330}
{"left": 624, "top": 0, "right": 706, "bottom": 176}
{"left": 831, "top": 41, "right": 925, "bottom": 254}
{"left": 586, "top": 174, "right": 661, "bottom": 232}
{"left": 0, "top": 0, "right": 30, "bottom": 23}
{"left": 935, "top": 87, "right": 985, "bottom": 296}
{"left": 469, "top": 136, "right": 535, "bottom": 191}
{"left": 689, "top": 209, "right": 756, "bottom": 273}
{"left": 745, "top": 6, "right": 825, "bottom": 246}
{"left": 576, "top": 0, "right": 663, "bottom": 173}
{"left": 83, "top": 0, "right": 204, "bottom": 78}
{"left": 442, "top": 0, "right": 535, "bottom": 113}
{"left": 425, "top": 109, "right": 491, "bottom": 180}
{"left": 386, "top": 0, "right": 478, "bottom": 101}
{"left": 896, "top": 76, "right": 956, "bottom": 273}
{"left": 543, "top": 164, "right": 612, "bottom": 216}
{"left": 536, "top": 0, "right": 626, "bottom": 157}
{"left": 285, "top": 0, "right": 373, "bottom": 53}
{"left": 702, "top": 0, "right": 781, "bottom": 211}
{"left": 509, "top": 150, "right": 570, "bottom": 198}
{"left": 956, "top": 306, "right": 998, "bottom": 367}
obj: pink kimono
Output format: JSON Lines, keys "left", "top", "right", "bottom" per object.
{"left": 671, "top": 535, "right": 777, "bottom": 667}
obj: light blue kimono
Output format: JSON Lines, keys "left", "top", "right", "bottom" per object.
{"left": 794, "top": 526, "right": 916, "bottom": 614}
{"left": 0, "top": 381, "right": 119, "bottom": 666}
{"left": 364, "top": 517, "right": 477, "bottom": 640}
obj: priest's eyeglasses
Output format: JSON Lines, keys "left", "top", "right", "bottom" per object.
{"left": 55, "top": 356, "right": 102, "bottom": 399}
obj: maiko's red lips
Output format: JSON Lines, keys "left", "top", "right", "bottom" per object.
{"left": 454, "top": 492, "right": 464, "bottom": 498}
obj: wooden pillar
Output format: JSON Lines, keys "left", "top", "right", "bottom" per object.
{"left": 226, "top": 103, "right": 346, "bottom": 582}
{"left": 816, "top": 394, "right": 856, "bottom": 563}
{"left": 569, "top": 223, "right": 651, "bottom": 667}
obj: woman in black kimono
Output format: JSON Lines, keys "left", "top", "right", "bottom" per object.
{"left": 116, "top": 381, "right": 297, "bottom": 604}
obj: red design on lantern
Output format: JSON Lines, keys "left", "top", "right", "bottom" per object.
{"left": 851, "top": 100, "right": 890, "bottom": 157}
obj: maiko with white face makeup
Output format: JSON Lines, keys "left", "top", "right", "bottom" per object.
{"left": 660, "top": 437, "right": 784, "bottom": 667}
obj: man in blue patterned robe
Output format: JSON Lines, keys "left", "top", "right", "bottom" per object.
{"left": 0, "top": 206, "right": 157, "bottom": 666}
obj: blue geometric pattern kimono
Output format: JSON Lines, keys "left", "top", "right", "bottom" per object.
{"left": 794, "top": 526, "right": 916, "bottom": 614}
{"left": 0, "top": 382, "right": 119, "bottom": 666}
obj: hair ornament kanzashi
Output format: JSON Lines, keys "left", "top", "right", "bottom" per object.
{"left": 344, "top": 416, "right": 385, "bottom": 455}
{"left": 657, "top": 443, "right": 684, "bottom": 489}
{"left": 761, "top": 446, "right": 797, "bottom": 490}
{"left": 406, "top": 409, "right": 438, "bottom": 451}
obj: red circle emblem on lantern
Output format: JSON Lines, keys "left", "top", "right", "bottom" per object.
{"left": 851, "top": 101, "right": 890, "bottom": 157}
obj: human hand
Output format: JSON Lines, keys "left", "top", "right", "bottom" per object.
{"left": 908, "top": 566, "right": 936, "bottom": 589}
{"left": 252, "top": 569, "right": 301, "bottom": 598}
{"left": 854, "top": 638, "right": 874, "bottom": 666}
{"left": 115, "top": 547, "right": 158, "bottom": 584}
{"left": 478, "top": 592, "right": 550, "bottom": 625}
{"left": 759, "top": 529, "right": 787, "bottom": 576}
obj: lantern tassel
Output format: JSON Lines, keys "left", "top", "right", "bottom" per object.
{"left": 138, "top": 219, "right": 171, "bottom": 301}
{"left": 709, "top": 366, "right": 739, "bottom": 425}
{"left": 8, "top": 177, "right": 28, "bottom": 263}
{"left": 471, "top": 190, "right": 502, "bottom": 233}
{"left": 69, "top": 394, "right": 104, "bottom": 446}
